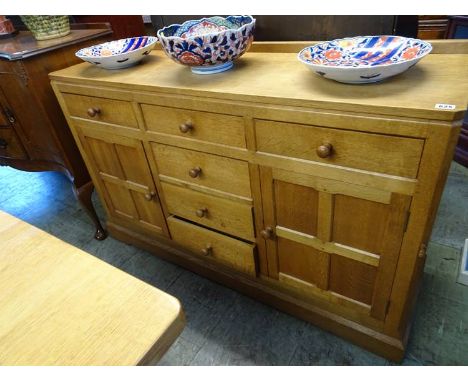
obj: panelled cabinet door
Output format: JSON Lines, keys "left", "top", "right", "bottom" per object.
{"left": 259, "top": 166, "right": 411, "bottom": 321}
{"left": 77, "top": 126, "right": 168, "bottom": 236}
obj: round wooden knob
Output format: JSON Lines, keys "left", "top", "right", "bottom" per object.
{"left": 189, "top": 167, "right": 202, "bottom": 178}
{"left": 144, "top": 191, "right": 156, "bottom": 201}
{"left": 87, "top": 107, "right": 101, "bottom": 117}
{"left": 201, "top": 245, "right": 213, "bottom": 256}
{"left": 316, "top": 143, "right": 333, "bottom": 158}
{"left": 261, "top": 226, "right": 274, "bottom": 240}
{"left": 196, "top": 207, "right": 208, "bottom": 218}
{"left": 179, "top": 121, "right": 193, "bottom": 133}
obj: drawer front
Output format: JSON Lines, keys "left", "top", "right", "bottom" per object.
{"left": 255, "top": 120, "right": 424, "bottom": 178}
{"left": 0, "top": 128, "right": 27, "bottom": 159}
{"left": 168, "top": 216, "right": 256, "bottom": 275}
{"left": 141, "top": 104, "right": 246, "bottom": 148}
{"left": 161, "top": 182, "right": 255, "bottom": 241}
{"left": 152, "top": 143, "right": 252, "bottom": 198}
{"left": 61, "top": 93, "right": 138, "bottom": 128}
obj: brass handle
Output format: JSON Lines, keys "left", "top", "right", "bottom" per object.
{"left": 316, "top": 142, "right": 333, "bottom": 158}
{"left": 196, "top": 207, "right": 208, "bottom": 218}
{"left": 261, "top": 226, "right": 274, "bottom": 240}
{"left": 201, "top": 245, "right": 213, "bottom": 256}
{"left": 87, "top": 107, "right": 101, "bottom": 117}
{"left": 189, "top": 166, "right": 202, "bottom": 178}
{"left": 0, "top": 138, "right": 7, "bottom": 150}
{"left": 144, "top": 191, "right": 156, "bottom": 201}
{"left": 179, "top": 121, "right": 193, "bottom": 133}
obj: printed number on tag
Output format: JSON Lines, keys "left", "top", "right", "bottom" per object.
{"left": 435, "top": 104, "right": 456, "bottom": 110}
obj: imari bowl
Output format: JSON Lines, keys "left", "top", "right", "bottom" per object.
{"left": 157, "top": 15, "right": 255, "bottom": 74}
{"left": 75, "top": 36, "right": 158, "bottom": 70}
{"left": 298, "top": 36, "right": 432, "bottom": 84}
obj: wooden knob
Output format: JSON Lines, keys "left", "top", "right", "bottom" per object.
{"left": 201, "top": 245, "right": 213, "bottom": 256}
{"left": 196, "top": 207, "right": 208, "bottom": 218}
{"left": 0, "top": 138, "right": 7, "bottom": 150}
{"left": 144, "top": 191, "right": 156, "bottom": 201}
{"left": 261, "top": 226, "right": 274, "bottom": 240}
{"left": 316, "top": 143, "right": 333, "bottom": 158}
{"left": 189, "top": 167, "right": 202, "bottom": 178}
{"left": 179, "top": 121, "right": 193, "bottom": 133}
{"left": 87, "top": 107, "right": 101, "bottom": 117}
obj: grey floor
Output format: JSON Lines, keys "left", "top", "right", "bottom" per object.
{"left": 0, "top": 162, "right": 467, "bottom": 365}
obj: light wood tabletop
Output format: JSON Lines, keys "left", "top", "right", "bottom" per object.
{"left": 0, "top": 210, "right": 185, "bottom": 365}
{"left": 50, "top": 46, "right": 468, "bottom": 122}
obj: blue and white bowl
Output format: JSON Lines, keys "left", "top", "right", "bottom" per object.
{"left": 75, "top": 36, "right": 158, "bottom": 70}
{"left": 298, "top": 36, "right": 432, "bottom": 84}
{"left": 157, "top": 15, "right": 255, "bottom": 74}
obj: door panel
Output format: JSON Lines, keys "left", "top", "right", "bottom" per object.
{"left": 278, "top": 237, "right": 329, "bottom": 290}
{"left": 77, "top": 126, "right": 168, "bottom": 236}
{"left": 260, "top": 166, "right": 411, "bottom": 321}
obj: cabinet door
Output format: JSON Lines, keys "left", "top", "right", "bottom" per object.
{"left": 260, "top": 167, "right": 411, "bottom": 321}
{"left": 78, "top": 126, "right": 168, "bottom": 236}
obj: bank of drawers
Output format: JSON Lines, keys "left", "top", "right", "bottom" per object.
{"left": 146, "top": 106, "right": 256, "bottom": 275}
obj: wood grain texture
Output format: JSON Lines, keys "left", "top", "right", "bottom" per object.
{"left": 0, "top": 210, "right": 184, "bottom": 366}
{"left": 167, "top": 216, "right": 256, "bottom": 276}
{"left": 161, "top": 182, "right": 255, "bottom": 241}
{"left": 49, "top": 49, "right": 468, "bottom": 121}
{"left": 152, "top": 143, "right": 252, "bottom": 198}
{"left": 255, "top": 119, "right": 424, "bottom": 178}
{"left": 62, "top": 93, "right": 138, "bottom": 128}
{"left": 141, "top": 103, "right": 247, "bottom": 148}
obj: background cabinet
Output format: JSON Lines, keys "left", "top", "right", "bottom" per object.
{"left": 0, "top": 24, "right": 112, "bottom": 239}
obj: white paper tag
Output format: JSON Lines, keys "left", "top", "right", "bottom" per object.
{"left": 435, "top": 103, "right": 456, "bottom": 110}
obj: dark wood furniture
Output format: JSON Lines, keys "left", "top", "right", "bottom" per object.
{"left": 151, "top": 15, "right": 418, "bottom": 40}
{"left": 0, "top": 23, "right": 112, "bottom": 239}
{"left": 73, "top": 16, "right": 146, "bottom": 39}
{"left": 446, "top": 16, "right": 468, "bottom": 167}
{"left": 417, "top": 16, "right": 449, "bottom": 39}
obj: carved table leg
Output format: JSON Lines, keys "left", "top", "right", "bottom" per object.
{"left": 73, "top": 180, "right": 107, "bottom": 240}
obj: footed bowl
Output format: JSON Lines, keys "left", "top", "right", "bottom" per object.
{"left": 75, "top": 36, "right": 158, "bottom": 70}
{"left": 157, "top": 15, "right": 255, "bottom": 74}
{"left": 298, "top": 35, "right": 432, "bottom": 84}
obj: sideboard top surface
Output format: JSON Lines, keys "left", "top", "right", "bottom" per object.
{"left": 50, "top": 49, "right": 468, "bottom": 122}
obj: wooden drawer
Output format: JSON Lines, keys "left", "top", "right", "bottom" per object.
{"left": 161, "top": 182, "right": 255, "bottom": 241}
{"left": 255, "top": 120, "right": 424, "bottom": 178}
{"left": 0, "top": 128, "right": 27, "bottom": 160}
{"left": 168, "top": 216, "right": 256, "bottom": 276}
{"left": 152, "top": 143, "right": 252, "bottom": 198}
{"left": 141, "top": 104, "right": 246, "bottom": 148}
{"left": 61, "top": 93, "right": 138, "bottom": 129}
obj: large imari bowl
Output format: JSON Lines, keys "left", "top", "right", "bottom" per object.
{"left": 157, "top": 15, "right": 255, "bottom": 74}
{"left": 298, "top": 36, "right": 432, "bottom": 84}
{"left": 75, "top": 36, "right": 158, "bottom": 70}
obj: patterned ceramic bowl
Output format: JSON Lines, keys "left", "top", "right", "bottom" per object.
{"left": 76, "top": 36, "right": 158, "bottom": 70}
{"left": 157, "top": 15, "right": 255, "bottom": 74}
{"left": 298, "top": 36, "right": 432, "bottom": 84}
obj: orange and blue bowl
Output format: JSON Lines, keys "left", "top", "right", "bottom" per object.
{"left": 76, "top": 36, "right": 158, "bottom": 70}
{"left": 298, "top": 36, "right": 432, "bottom": 84}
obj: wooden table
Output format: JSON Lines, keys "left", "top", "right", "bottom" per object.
{"left": 0, "top": 210, "right": 185, "bottom": 365}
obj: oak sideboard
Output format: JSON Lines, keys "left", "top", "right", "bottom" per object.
{"left": 50, "top": 40, "right": 468, "bottom": 362}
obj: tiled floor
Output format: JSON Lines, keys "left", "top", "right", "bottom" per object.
{"left": 0, "top": 162, "right": 467, "bottom": 365}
